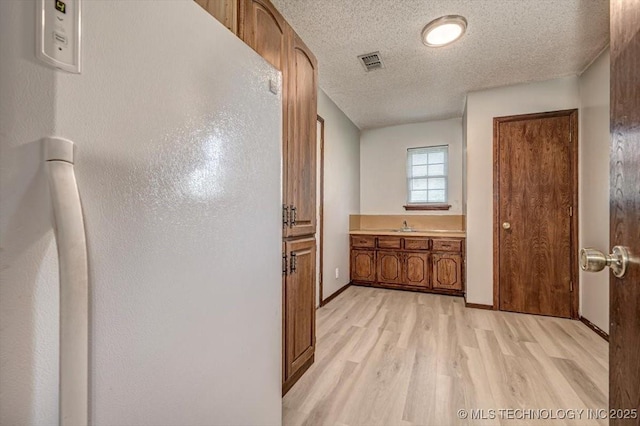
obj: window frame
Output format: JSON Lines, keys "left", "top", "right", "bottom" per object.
{"left": 405, "top": 145, "right": 450, "bottom": 209}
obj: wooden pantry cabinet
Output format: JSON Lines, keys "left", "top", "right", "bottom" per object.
{"left": 283, "top": 238, "right": 316, "bottom": 389}
{"left": 195, "top": 0, "right": 318, "bottom": 394}
{"left": 350, "top": 235, "right": 465, "bottom": 295}
{"left": 284, "top": 32, "right": 317, "bottom": 238}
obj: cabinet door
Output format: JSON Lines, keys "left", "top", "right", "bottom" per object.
{"left": 195, "top": 0, "right": 238, "bottom": 34}
{"left": 284, "top": 31, "right": 318, "bottom": 238}
{"left": 284, "top": 238, "right": 316, "bottom": 380}
{"left": 350, "top": 249, "right": 376, "bottom": 282}
{"left": 403, "top": 252, "right": 430, "bottom": 288}
{"left": 432, "top": 253, "right": 463, "bottom": 291}
{"left": 238, "top": 0, "right": 289, "bottom": 217}
{"left": 239, "top": 0, "right": 288, "bottom": 71}
{"left": 377, "top": 251, "right": 403, "bottom": 284}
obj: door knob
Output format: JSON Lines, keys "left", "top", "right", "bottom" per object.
{"left": 579, "top": 246, "right": 630, "bottom": 278}
{"left": 502, "top": 222, "right": 511, "bottom": 230}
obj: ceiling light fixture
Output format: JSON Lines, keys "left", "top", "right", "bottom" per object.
{"left": 421, "top": 15, "right": 467, "bottom": 47}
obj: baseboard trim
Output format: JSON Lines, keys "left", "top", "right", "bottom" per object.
{"left": 579, "top": 316, "right": 609, "bottom": 342}
{"left": 320, "top": 283, "right": 351, "bottom": 307}
{"left": 464, "top": 301, "right": 494, "bottom": 310}
{"left": 282, "top": 355, "right": 314, "bottom": 396}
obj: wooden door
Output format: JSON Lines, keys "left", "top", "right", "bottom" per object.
{"left": 376, "top": 251, "right": 403, "bottom": 285}
{"left": 432, "top": 253, "right": 462, "bottom": 291}
{"left": 494, "top": 110, "right": 578, "bottom": 318}
{"left": 194, "top": 0, "right": 238, "bottom": 34}
{"left": 403, "top": 252, "right": 430, "bottom": 288}
{"left": 350, "top": 249, "right": 375, "bottom": 283}
{"left": 285, "top": 31, "right": 318, "bottom": 238}
{"left": 283, "top": 237, "right": 316, "bottom": 380}
{"left": 609, "top": 0, "right": 640, "bottom": 420}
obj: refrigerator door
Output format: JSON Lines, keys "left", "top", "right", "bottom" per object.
{"left": 53, "top": 2, "right": 283, "bottom": 425}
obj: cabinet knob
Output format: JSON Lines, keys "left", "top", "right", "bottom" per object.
{"left": 502, "top": 222, "right": 511, "bottom": 230}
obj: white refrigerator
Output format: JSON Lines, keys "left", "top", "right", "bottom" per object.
{"left": 0, "top": 1, "right": 283, "bottom": 425}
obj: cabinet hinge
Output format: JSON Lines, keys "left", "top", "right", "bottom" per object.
{"left": 282, "top": 252, "right": 287, "bottom": 276}
{"left": 290, "top": 252, "right": 297, "bottom": 273}
{"left": 282, "top": 204, "right": 289, "bottom": 228}
{"left": 570, "top": 280, "right": 574, "bottom": 292}
{"left": 569, "top": 206, "right": 573, "bottom": 217}
{"left": 290, "top": 205, "right": 297, "bottom": 227}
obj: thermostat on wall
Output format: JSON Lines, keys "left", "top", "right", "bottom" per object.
{"left": 37, "top": 0, "right": 81, "bottom": 73}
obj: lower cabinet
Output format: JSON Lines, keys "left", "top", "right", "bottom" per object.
{"left": 403, "top": 252, "right": 430, "bottom": 287}
{"left": 377, "top": 251, "right": 430, "bottom": 287}
{"left": 377, "top": 251, "right": 404, "bottom": 284}
{"left": 350, "top": 249, "right": 376, "bottom": 282}
{"left": 432, "top": 253, "right": 463, "bottom": 291}
{"left": 283, "top": 237, "right": 316, "bottom": 393}
{"left": 350, "top": 235, "right": 465, "bottom": 295}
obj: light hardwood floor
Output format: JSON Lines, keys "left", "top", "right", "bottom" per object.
{"left": 283, "top": 286, "right": 608, "bottom": 426}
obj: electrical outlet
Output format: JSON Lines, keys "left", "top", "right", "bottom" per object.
{"left": 335, "top": 268, "right": 339, "bottom": 279}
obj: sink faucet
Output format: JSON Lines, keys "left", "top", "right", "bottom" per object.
{"left": 402, "top": 220, "right": 411, "bottom": 230}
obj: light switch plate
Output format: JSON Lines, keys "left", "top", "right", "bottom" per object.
{"left": 37, "top": 0, "right": 82, "bottom": 73}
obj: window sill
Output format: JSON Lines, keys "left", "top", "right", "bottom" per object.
{"left": 403, "top": 204, "right": 452, "bottom": 211}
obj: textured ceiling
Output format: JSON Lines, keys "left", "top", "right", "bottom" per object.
{"left": 271, "top": 0, "right": 609, "bottom": 129}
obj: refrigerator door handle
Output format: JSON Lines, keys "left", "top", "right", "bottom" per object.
{"left": 44, "top": 137, "right": 88, "bottom": 426}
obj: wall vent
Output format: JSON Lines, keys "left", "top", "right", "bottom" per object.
{"left": 358, "top": 51, "right": 384, "bottom": 72}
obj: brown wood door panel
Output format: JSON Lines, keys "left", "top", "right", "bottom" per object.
{"left": 432, "top": 253, "right": 462, "bottom": 291}
{"left": 284, "top": 238, "right": 316, "bottom": 379}
{"left": 376, "top": 251, "right": 403, "bottom": 285}
{"left": 403, "top": 252, "right": 430, "bottom": 288}
{"left": 610, "top": 0, "right": 640, "bottom": 420}
{"left": 494, "top": 110, "right": 578, "bottom": 318}
{"left": 350, "top": 249, "right": 376, "bottom": 282}
{"left": 284, "top": 31, "right": 318, "bottom": 238}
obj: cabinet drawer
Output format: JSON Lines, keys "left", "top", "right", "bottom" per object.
{"left": 404, "top": 238, "right": 430, "bottom": 250}
{"left": 351, "top": 235, "right": 376, "bottom": 248}
{"left": 432, "top": 239, "right": 463, "bottom": 252}
{"left": 377, "top": 236, "right": 402, "bottom": 249}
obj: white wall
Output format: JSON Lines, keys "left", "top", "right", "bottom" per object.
{"left": 0, "top": 2, "right": 60, "bottom": 423}
{"left": 318, "top": 89, "right": 360, "bottom": 299}
{"left": 465, "top": 77, "right": 580, "bottom": 305}
{"left": 360, "top": 118, "right": 463, "bottom": 215}
{"left": 578, "top": 49, "right": 610, "bottom": 333}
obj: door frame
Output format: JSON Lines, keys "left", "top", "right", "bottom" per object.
{"left": 492, "top": 109, "right": 579, "bottom": 318}
{"left": 316, "top": 115, "right": 325, "bottom": 307}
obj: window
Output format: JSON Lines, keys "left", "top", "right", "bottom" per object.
{"left": 406, "top": 145, "right": 448, "bottom": 205}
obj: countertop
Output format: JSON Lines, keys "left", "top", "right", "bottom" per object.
{"left": 350, "top": 229, "right": 466, "bottom": 238}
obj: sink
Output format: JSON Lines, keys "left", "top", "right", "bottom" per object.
{"left": 391, "top": 228, "right": 416, "bottom": 232}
